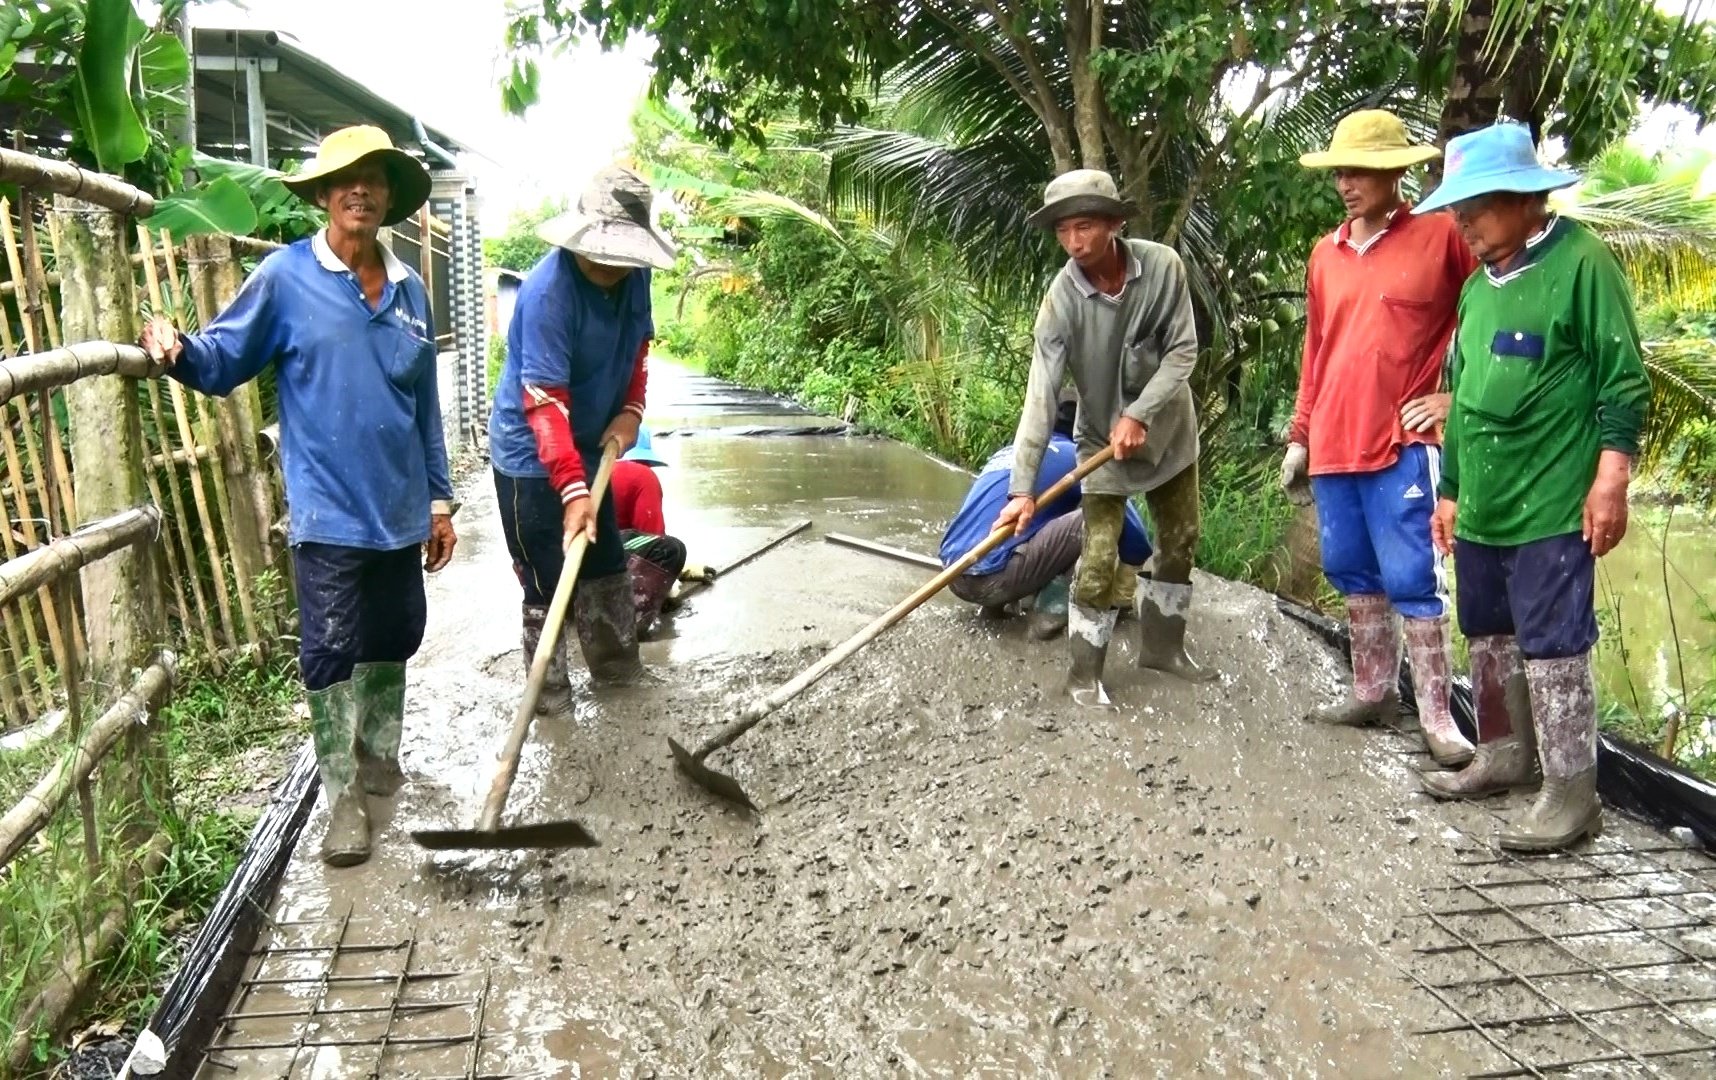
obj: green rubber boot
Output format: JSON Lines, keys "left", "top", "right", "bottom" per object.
{"left": 352, "top": 661, "right": 407, "bottom": 797}
{"left": 308, "top": 679, "right": 371, "bottom": 867}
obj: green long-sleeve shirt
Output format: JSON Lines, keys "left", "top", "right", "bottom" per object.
{"left": 1439, "top": 217, "right": 1650, "bottom": 546}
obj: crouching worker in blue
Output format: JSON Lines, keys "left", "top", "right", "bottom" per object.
{"left": 941, "top": 393, "right": 1151, "bottom": 639}
{"left": 140, "top": 127, "right": 455, "bottom": 869}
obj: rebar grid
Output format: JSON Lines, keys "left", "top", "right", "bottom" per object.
{"left": 197, "top": 911, "right": 504, "bottom": 1079}
{"left": 1391, "top": 742, "right": 1716, "bottom": 1078}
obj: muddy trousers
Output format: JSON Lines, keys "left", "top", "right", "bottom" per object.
{"left": 493, "top": 467, "right": 641, "bottom": 685}
{"left": 951, "top": 511, "right": 1082, "bottom": 608}
{"left": 291, "top": 542, "right": 423, "bottom": 863}
{"left": 1072, "top": 459, "right": 1201, "bottom": 609}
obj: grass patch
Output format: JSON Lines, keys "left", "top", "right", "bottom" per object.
{"left": 0, "top": 651, "right": 301, "bottom": 1073}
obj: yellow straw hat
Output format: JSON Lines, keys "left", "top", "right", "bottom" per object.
{"left": 281, "top": 125, "right": 432, "bottom": 226}
{"left": 1299, "top": 110, "right": 1441, "bottom": 171}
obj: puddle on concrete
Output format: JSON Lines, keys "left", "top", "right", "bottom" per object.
{"left": 194, "top": 364, "right": 1711, "bottom": 1077}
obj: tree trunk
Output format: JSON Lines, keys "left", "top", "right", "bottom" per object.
{"left": 1433, "top": 0, "right": 1507, "bottom": 178}
{"left": 1064, "top": 0, "right": 1108, "bottom": 170}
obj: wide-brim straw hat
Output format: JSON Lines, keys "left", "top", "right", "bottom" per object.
{"left": 281, "top": 125, "right": 432, "bottom": 227}
{"left": 1299, "top": 109, "right": 1441, "bottom": 171}
{"left": 1026, "top": 169, "right": 1138, "bottom": 229}
{"left": 1414, "top": 121, "right": 1580, "bottom": 214}
{"left": 538, "top": 165, "right": 676, "bottom": 270}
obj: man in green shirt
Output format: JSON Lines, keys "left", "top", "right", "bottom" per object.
{"left": 1415, "top": 123, "right": 1650, "bottom": 852}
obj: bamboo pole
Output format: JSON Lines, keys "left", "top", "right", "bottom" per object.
{"left": 0, "top": 148, "right": 154, "bottom": 216}
{"left": 0, "top": 506, "right": 160, "bottom": 608}
{"left": 138, "top": 228, "right": 237, "bottom": 648}
{"left": 22, "top": 202, "right": 76, "bottom": 533}
{"left": 164, "top": 233, "right": 257, "bottom": 647}
{"left": 140, "top": 377, "right": 215, "bottom": 656}
{"left": 0, "top": 402, "right": 69, "bottom": 699}
{"left": 0, "top": 653, "right": 175, "bottom": 868}
{"left": 0, "top": 341, "right": 160, "bottom": 402}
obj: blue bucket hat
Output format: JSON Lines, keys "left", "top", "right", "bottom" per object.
{"left": 1414, "top": 122, "right": 1579, "bottom": 215}
{"left": 623, "top": 425, "right": 667, "bottom": 467}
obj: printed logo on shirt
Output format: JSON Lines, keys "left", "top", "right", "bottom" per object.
{"left": 1403, "top": 483, "right": 1425, "bottom": 500}
{"left": 392, "top": 307, "right": 428, "bottom": 334}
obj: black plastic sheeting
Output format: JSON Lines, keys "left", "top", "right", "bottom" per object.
{"left": 1277, "top": 598, "right": 1716, "bottom": 852}
{"left": 653, "top": 423, "right": 859, "bottom": 439}
{"left": 128, "top": 741, "right": 320, "bottom": 1075}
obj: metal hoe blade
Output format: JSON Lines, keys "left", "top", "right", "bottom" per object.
{"left": 668, "top": 737, "right": 758, "bottom": 812}
{"left": 409, "top": 820, "right": 601, "bottom": 851}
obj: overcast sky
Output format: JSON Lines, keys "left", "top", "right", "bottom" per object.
{"left": 190, "top": 0, "right": 655, "bottom": 232}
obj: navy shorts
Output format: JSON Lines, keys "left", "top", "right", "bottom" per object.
{"left": 493, "top": 464, "right": 627, "bottom": 608}
{"left": 1453, "top": 532, "right": 1597, "bottom": 660}
{"left": 292, "top": 542, "right": 426, "bottom": 692}
{"left": 1310, "top": 444, "right": 1447, "bottom": 619}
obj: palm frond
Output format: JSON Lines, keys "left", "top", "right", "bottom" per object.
{"left": 1639, "top": 338, "right": 1716, "bottom": 496}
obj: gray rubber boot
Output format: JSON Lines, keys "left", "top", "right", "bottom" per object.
{"left": 352, "top": 661, "right": 407, "bottom": 796}
{"left": 1405, "top": 615, "right": 1473, "bottom": 766}
{"left": 522, "top": 604, "right": 575, "bottom": 718}
{"left": 574, "top": 571, "right": 645, "bottom": 687}
{"left": 1065, "top": 602, "right": 1117, "bottom": 709}
{"left": 1134, "top": 578, "right": 1217, "bottom": 683}
{"left": 308, "top": 679, "right": 371, "bottom": 867}
{"left": 1309, "top": 593, "right": 1399, "bottom": 725}
{"left": 1027, "top": 573, "right": 1071, "bottom": 641}
{"left": 1498, "top": 654, "right": 1602, "bottom": 852}
{"left": 1422, "top": 635, "right": 1539, "bottom": 799}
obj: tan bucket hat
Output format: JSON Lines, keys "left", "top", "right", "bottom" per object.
{"left": 1299, "top": 110, "right": 1441, "bottom": 171}
{"left": 1026, "top": 169, "right": 1138, "bottom": 229}
{"left": 281, "top": 125, "right": 433, "bottom": 227}
{"left": 537, "top": 165, "right": 676, "bottom": 270}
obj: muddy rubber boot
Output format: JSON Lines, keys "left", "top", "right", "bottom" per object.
{"left": 627, "top": 553, "right": 678, "bottom": 641}
{"left": 1404, "top": 615, "right": 1473, "bottom": 766}
{"left": 1134, "top": 578, "right": 1217, "bottom": 683}
{"left": 1498, "top": 653, "right": 1602, "bottom": 852}
{"left": 1423, "top": 635, "right": 1540, "bottom": 800}
{"left": 522, "top": 604, "right": 574, "bottom": 718}
{"left": 1027, "top": 573, "right": 1071, "bottom": 641}
{"left": 574, "top": 571, "right": 645, "bottom": 687}
{"left": 1308, "top": 594, "right": 1399, "bottom": 725}
{"left": 308, "top": 679, "right": 371, "bottom": 867}
{"left": 352, "top": 661, "right": 407, "bottom": 797}
{"left": 1065, "top": 602, "right": 1117, "bottom": 709}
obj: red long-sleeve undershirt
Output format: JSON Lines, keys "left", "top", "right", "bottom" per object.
{"left": 521, "top": 340, "right": 649, "bottom": 503}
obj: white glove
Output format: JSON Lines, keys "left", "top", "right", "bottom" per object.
{"left": 1280, "top": 443, "right": 1313, "bottom": 506}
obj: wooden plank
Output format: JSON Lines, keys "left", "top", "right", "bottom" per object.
{"left": 823, "top": 531, "right": 942, "bottom": 571}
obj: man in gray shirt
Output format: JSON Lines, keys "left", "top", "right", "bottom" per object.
{"left": 995, "top": 169, "right": 1213, "bottom": 707}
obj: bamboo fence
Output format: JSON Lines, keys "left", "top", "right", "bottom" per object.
{"left": 0, "top": 199, "right": 286, "bottom": 725}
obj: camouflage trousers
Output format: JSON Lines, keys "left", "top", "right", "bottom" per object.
{"left": 1073, "top": 460, "right": 1202, "bottom": 610}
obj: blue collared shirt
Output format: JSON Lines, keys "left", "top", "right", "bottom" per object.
{"left": 940, "top": 434, "right": 1152, "bottom": 575}
{"left": 172, "top": 231, "right": 452, "bottom": 550}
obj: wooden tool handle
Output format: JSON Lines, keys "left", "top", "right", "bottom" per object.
{"left": 479, "top": 439, "right": 622, "bottom": 832}
{"left": 695, "top": 445, "right": 1118, "bottom": 759}
{"left": 673, "top": 519, "right": 812, "bottom": 603}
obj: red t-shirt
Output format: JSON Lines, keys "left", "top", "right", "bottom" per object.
{"left": 1291, "top": 204, "right": 1478, "bottom": 475}
{"left": 612, "top": 459, "right": 665, "bottom": 534}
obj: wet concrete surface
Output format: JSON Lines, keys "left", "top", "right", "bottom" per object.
{"left": 196, "top": 365, "right": 1716, "bottom": 1078}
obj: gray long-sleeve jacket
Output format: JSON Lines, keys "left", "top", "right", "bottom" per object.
{"left": 1009, "top": 238, "right": 1201, "bottom": 498}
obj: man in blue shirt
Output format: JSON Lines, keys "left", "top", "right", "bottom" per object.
{"left": 942, "top": 395, "right": 1151, "bottom": 639}
{"left": 141, "top": 126, "right": 453, "bottom": 868}
{"left": 488, "top": 166, "right": 675, "bottom": 711}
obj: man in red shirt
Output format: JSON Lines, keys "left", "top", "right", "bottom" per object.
{"left": 1284, "top": 111, "right": 1480, "bottom": 766}
{"left": 612, "top": 426, "right": 693, "bottom": 638}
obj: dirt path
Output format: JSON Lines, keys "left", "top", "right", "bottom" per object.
{"left": 193, "top": 367, "right": 1716, "bottom": 1079}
